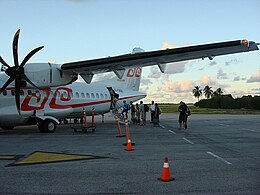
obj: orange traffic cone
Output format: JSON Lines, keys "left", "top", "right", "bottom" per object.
{"left": 125, "top": 139, "right": 134, "bottom": 151}
{"left": 158, "top": 157, "right": 175, "bottom": 182}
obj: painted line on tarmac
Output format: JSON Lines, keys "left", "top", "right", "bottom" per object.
{"left": 241, "top": 128, "right": 257, "bottom": 132}
{"left": 183, "top": 138, "right": 194, "bottom": 145}
{"left": 160, "top": 125, "right": 165, "bottom": 129}
{"left": 168, "top": 130, "right": 176, "bottom": 134}
{"left": 0, "top": 155, "right": 23, "bottom": 160}
{"left": 207, "top": 152, "right": 232, "bottom": 165}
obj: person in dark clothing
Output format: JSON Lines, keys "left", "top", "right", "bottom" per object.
{"left": 153, "top": 103, "right": 161, "bottom": 127}
{"left": 178, "top": 101, "right": 188, "bottom": 129}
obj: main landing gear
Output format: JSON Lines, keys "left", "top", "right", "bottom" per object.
{"left": 37, "top": 119, "right": 57, "bottom": 133}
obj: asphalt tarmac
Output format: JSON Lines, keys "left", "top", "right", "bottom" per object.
{"left": 0, "top": 113, "right": 259, "bottom": 194}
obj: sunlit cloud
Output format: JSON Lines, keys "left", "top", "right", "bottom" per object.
{"left": 200, "top": 75, "right": 217, "bottom": 85}
{"left": 162, "top": 80, "right": 194, "bottom": 93}
{"left": 247, "top": 69, "right": 260, "bottom": 83}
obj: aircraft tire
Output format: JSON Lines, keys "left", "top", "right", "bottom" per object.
{"left": 43, "top": 119, "right": 57, "bottom": 133}
{"left": 38, "top": 119, "right": 57, "bottom": 133}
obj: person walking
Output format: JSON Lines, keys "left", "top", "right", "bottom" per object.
{"left": 178, "top": 101, "right": 188, "bottom": 129}
{"left": 153, "top": 103, "right": 161, "bottom": 127}
{"left": 130, "top": 101, "right": 136, "bottom": 124}
{"left": 150, "top": 101, "right": 155, "bottom": 123}
{"left": 140, "top": 101, "right": 146, "bottom": 126}
{"left": 135, "top": 103, "right": 140, "bottom": 124}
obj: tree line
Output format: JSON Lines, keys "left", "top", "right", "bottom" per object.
{"left": 192, "top": 86, "right": 260, "bottom": 110}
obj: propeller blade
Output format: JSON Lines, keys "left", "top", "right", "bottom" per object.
{"left": 0, "top": 56, "right": 10, "bottom": 68}
{"left": 15, "top": 79, "right": 21, "bottom": 115}
{"left": 12, "top": 29, "right": 20, "bottom": 68}
{"left": 22, "top": 74, "right": 39, "bottom": 89}
{"left": 0, "top": 77, "right": 15, "bottom": 94}
{"left": 20, "top": 46, "right": 44, "bottom": 68}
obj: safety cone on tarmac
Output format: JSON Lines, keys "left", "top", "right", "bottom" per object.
{"left": 125, "top": 139, "right": 134, "bottom": 151}
{"left": 158, "top": 157, "right": 175, "bottom": 182}
{"left": 115, "top": 115, "right": 125, "bottom": 137}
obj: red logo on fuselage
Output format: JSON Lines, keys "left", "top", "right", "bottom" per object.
{"left": 126, "top": 67, "right": 142, "bottom": 77}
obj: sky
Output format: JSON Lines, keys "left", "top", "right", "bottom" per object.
{"left": 0, "top": 0, "right": 259, "bottom": 103}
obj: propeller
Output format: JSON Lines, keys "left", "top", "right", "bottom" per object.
{"left": 0, "top": 29, "right": 44, "bottom": 114}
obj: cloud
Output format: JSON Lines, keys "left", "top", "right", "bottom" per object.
{"left": 140, "top": 78, "right": 153, "bottom": 86}
{"left": 92, "top": 72, "right": 115, "bottom": 82}
{"left": 208, "top": 61, "right": 217, "bottom": 66}
{"left": 217, "top": 68, "right": 228, "bottom": 79}
{"left": 233, "top": 76, "right": 241, "bottom": 81}
{"left": 148, "top": 66, "right": 161, "bottom": 78}
{"left": 162, "top": 80, "right": 194, "bottom": 93}
{"left": 162, "top": 42, "right": 178, "bottom": 49}
{"left": 164, "top": 62, "right": 186, "bottom": 74}
{"left": 200, "top": 75, "right": 217, "bottom": 86}
{"left": 225, "top": 59, "right": 240, "bottom": 66}
{"left": 247, "top": 69, "right": 260, "bottom": 83}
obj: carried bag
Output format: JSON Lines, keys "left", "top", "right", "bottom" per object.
{"left": 186, "top": 108, "right": 191, "bottom": 116}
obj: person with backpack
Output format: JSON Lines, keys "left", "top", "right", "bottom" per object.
{"left": 178, "top": 101, "right": 189, "bottom": 129}
{"left": 122, "top": 100, "right": 130, "bottom": 119}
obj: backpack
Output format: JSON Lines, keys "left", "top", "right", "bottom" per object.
{"left": 144, "top": 104, "right": 149, "bottom": 112}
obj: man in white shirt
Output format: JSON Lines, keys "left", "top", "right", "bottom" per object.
{"left": 150, "top": 101, "right": 155, "bottom": 123}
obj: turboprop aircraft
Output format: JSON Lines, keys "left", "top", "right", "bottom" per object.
{"left": 0, "top": 30, "right": 259, "bottom": 133}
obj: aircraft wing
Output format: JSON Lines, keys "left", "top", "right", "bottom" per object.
{"left": 61, "top": 40, "right": 259, "bottom": 82}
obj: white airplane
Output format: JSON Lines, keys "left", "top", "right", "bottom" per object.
{"left": 0, "top": 30, "right": 259, "bottom": 133}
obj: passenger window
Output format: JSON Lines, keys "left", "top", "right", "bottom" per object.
{"left": 96, "top": 93, "right": 99, "bottom": 99}
{"left": 81, "top": 93, "right": 85, "bottom": 98}
{"left": 86, "top": 93, "right": 90, "bottom": 98}
{"left": 100, "top": 93, "right": 104, "bottom": 99}
{"left": 91, "top": 93, "right": 95, "bottom": 98}
{"left": 28, "top": 90, "right": 32, "bottom": 95}
{"left": 76, "top": 92, "right": 79, "bottom": 98}
{"left": 105, "top": 94, "right": 108, "bottom": 99}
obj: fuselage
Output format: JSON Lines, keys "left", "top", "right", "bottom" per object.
{"left": 0, "top": 73, "right": 146, "bottom": 126}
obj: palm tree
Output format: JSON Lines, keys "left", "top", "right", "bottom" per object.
{"left": 213, "top": 88, "right": 224, "bottom": 96}
{"left": 192, "top": 86, "right": 202, "bottom": 102}
{"left": 203, "top": 85, "right": 213, "bottom": 99}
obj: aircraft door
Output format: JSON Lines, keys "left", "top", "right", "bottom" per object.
{"left": 107, "top": 87, "right": 119, "bottom": 110}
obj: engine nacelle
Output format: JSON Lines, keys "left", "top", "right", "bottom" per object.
{"left": 24, "top": 63, "right": 78, "bottom": 88}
